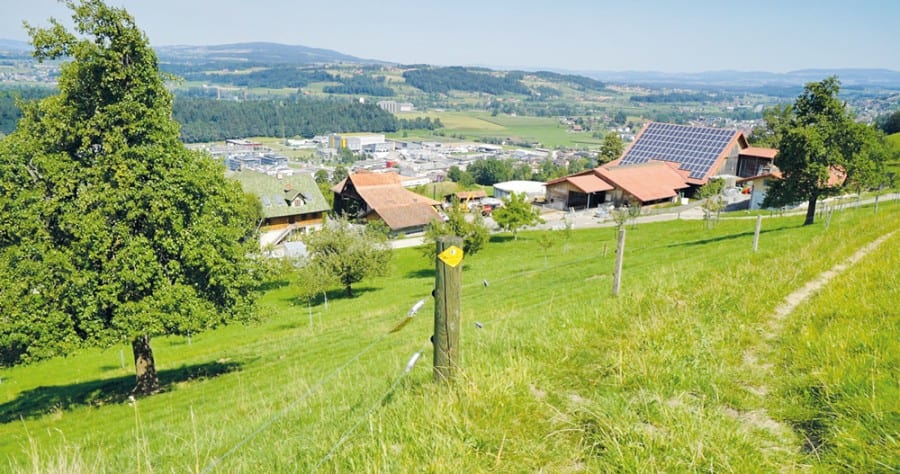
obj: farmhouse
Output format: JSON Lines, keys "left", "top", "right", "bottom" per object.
{"left": 545, "top": 122, "right": 777, "bottom": 209}
{"left": 737, "top": 167, "right": 782, "bottom": 210}
{"left": 737, "top": 164, "right": 846, "bottom": 210}
{"left": 332, "top": 171, "right": 442, "bottom": 235}
{"left": 228, "top": 170, "right": 330, "bottom": 248}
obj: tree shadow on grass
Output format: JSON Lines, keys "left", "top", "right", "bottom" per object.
{"left": 256, "top": 278, "right": 292, "bottom": 292}
{"left": 405, "top": 268, "right": 435, "bottom": 279}
{"left": 490, "top": 235, "right": 514, "bottom": 243}
{"left": 665, "top": 226, "right": 794, "bottom": 248}
{"left": 0, "top": 360, "right": 241, "bottom": 424}
{"left": 280, "top": 286, "right": 379, "bottom": 306}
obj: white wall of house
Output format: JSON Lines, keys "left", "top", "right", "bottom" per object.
{"left": 749, "top": 178, "right": 770, "bottom": 210}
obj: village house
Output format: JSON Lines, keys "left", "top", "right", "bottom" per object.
{"left": 228, "top": 170, "right": 330, "bottom": 249}
{"left": 545, "top": 122, "right": 777, "bottom": 209}
{"left": 332, "top": 171, "right": 442, "bottom": 235}
{"left": 737, "top": 164, "right": 846, "bottom": 210}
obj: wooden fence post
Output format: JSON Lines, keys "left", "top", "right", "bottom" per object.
{"left": 434, "top": 236, "right": 463, "bottom": 383}
{"left": 612, "top": 227, "right": 626, "bottom": 296}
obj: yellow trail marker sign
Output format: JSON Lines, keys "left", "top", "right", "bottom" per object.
{"left": 438, "top": 245, "right": 464, "bottom": 267}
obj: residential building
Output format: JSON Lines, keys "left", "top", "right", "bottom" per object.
{"left": 228, "top": 170, "right": 330, "bottom": 249}
{"left": 332, "top": 171, "right": 441, "bottom": 235}
{"left": 546, "top": 122, "right": 777, "bottom": 209}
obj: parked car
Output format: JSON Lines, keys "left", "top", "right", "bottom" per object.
{"left": 480, "top": 197, "right": 503, "bottom": 216}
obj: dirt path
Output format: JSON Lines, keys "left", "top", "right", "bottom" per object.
{"left": 733, "top": 230, "right": 896, "bottom": 451}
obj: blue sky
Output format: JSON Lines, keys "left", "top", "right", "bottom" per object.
{"left": 2, "top": 0, "right": 898, "bottom": 73}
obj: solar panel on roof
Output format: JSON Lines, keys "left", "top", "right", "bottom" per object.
{"left": 619, "top": 123, "right": 736, "bottom": 179}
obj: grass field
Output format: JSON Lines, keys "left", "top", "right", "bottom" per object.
{"left": 1, "top": 202, "right": 897, "bottom": 472}
{"left": 397, "top": 111, "right": 604, "bottom": 148}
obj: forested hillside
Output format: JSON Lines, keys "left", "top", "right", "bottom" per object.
{"left": 402, "top": 67, "right": 532, "bottom": 95}
{"left": 162, "top": 64, "right": 334, "bottom": 89}
{"left": 0, "top": 88, "right": 54, "bottom": 134}
{"left": 173, "top": 98, "right": 398, "bottom": 142}
{"left": 1, "top": 92, "right": 399, "bottom": 142}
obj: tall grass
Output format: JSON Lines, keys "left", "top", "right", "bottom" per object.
{"left": 1, "top": 202, "right": 897, "bottom": 472}
{"left": 770, "top": 226, "right": 898, "bottom": 471}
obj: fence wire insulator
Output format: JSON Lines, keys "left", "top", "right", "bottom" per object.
{"left": 405, "top": 351, "right": 422, "bottom": 373}
{"left": 408, "top": 299, "right": 426, "bottom": 316}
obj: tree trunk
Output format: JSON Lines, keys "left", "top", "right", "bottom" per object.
{"left": 345, "top": 284, "right": 353, "bottom": 298}
{"left": 804, "top": 193, "right": 819, "bottom": 226}
{"left": 132, "top": 334, "right": 160, "bottom": 395}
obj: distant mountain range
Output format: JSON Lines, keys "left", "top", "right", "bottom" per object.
{"left": 3, "top": 38, "right": 899, "bottom": 89}
{"left": 0, "top": 38, "right": 32, "bottom": 54}
{"left": 154, "top": 42, "right": 384, "bottom": 65}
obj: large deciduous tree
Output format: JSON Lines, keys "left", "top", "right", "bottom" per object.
{"left": 762, "top": 77, "right": 884, "bottom": 225}
{"left": 492, "top": 192, "right": 545, "bottom": 240}
{"left": 468, "top": 157, "right": 513, "bottom": 186}
{"left": 0, "top": 0, "right": 262, "bottom": 394}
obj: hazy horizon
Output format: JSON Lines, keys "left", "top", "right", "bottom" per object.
{"left": 3, "top": 0, "right": 899, "bottom": 74}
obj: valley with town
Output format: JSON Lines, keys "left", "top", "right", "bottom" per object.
{"left": 0, "top": 1, "right": 899, "bottom": 472}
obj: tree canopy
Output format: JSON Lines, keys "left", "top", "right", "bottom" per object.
{"left": 402, "top": 67, "right": 530, "bottom": 95}
{"left": 423, "top": 202, "right": 489, "bottom": 257}
{"left": 492, "top": 192, "right": 545, "bottom": 240}
{"left": 762, "top": 77, "right": 885, "bottom": 225}
{"left": 0, "top": 0, "right": 262, "bottom": 394}
{"left": 467, "top": 157, "right": 513, "bottom": 186}
{"left": 303, "top": 218, "right": 391, "bottom": 297}
{"left": 173, "top": 98, "right": 397, "bottom": 143}
{"left": 598, "top": 132, "right": 624, "bottom": 165}
{"left": 875, "top": 110, "right": 900, "bottom": 135}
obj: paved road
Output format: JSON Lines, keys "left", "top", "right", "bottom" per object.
{"left": 391, "top": 192, "right": 899, "bottom": 249}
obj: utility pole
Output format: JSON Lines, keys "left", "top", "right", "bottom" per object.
{"left": 433, "top": 236, "right": 463, "bottom": 383}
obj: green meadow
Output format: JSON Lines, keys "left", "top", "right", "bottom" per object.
{"left": 1, "top": 202, "right": 897, "bottom": 472}
{"left": 396, "top": 111, "right": 604, "bottom": 148}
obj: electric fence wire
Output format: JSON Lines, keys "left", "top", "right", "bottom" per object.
{"left": 199, "top": 312, "right": 426, "bottom": 474}
{"left": 201, "top": 228, "right": 754, "bottom": 472}
{"left": 307, "top": 342, "right": 430, "bottom": 474}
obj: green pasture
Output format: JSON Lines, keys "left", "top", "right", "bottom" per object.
{"left": 1, "top": 201, "right": 898, "bottom": 472}
{"left": 772, "top": 225, "right": 898, "bottom": 472}
{"left": 397, "top": 110, "right": 604, "bottom": 148}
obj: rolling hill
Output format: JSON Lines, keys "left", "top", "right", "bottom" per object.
{"left": 154, "top": 41, "right": 385, "bottom": 66}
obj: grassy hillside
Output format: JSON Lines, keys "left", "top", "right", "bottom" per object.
{"left": 1, "top": 202, "right": 898, "bottom": 472}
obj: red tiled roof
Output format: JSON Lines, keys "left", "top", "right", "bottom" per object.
{"left": 566, "top": 174, "right": 615, "bottom": 193}
{"left": 597, "top": 161, "right": 690, "bottom": 202}
{"left": 373, "top": 204, "right": 441, "bottom": 231}
{"left": 349, "top": 171, "right": 402, "bottom": 187}
{"left": 341, "top": 171, "right": 440, "bottom": 231}
{"left": 355, "top": 185, "right": 440, "bottom": 209}
{"left": 739, "top": 146, "right": 778, "bottom": 160}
